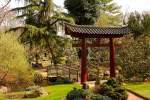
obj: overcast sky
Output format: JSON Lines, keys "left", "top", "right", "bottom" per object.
{"left": 53, "top": 0, "right": 150, "bottom": 13}
{"left": 1, "top": 0, "right": 150, "bottom": 13}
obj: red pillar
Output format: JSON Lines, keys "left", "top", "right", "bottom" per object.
{"left": 109, "top": 38, "right": 116, "bottom": 77}
{"left": 81, "top": 38, "right": 88, "bottom": 84}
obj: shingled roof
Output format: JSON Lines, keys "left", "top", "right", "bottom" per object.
{"left": 65, "top": 23, "right": 130, "bottom": 38}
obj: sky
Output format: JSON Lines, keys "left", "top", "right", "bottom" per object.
{"left": 1, "top": 0, "right": 150, "bottom": 13}
{"left": 53, "top": 0, "right": 150, "bottom": 13}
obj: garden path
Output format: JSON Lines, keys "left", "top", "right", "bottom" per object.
{"left": 128, "top": 92, "right": 144, "bottom": 100}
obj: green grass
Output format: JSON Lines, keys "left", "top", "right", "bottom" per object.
{"left": 9, "top": 83, "right": 81, "bottom": 100}
{"left": 41, "top": 83, "right": 81, "bottom": 100}
{"left": 125, "top": 82, "right": 150, "bottom": 99}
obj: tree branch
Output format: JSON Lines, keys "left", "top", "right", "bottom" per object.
{"left": 0, "top": 0, "right": 11, "bottom": 11}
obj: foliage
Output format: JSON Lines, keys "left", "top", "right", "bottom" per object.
{"left": 34, "top": 72, "right": 45, "bottom": 85}
{"left": 64, "top": 0, "right": 99, "bottom": 25}
{"left": 90, "top": 93, "right": 111, "bottom": 100}
{"left": 128, "top": 12, "right": 150, "bottom": 38}
{"left": 96, "top": 0, "right": 122, "bottom": 27}
{"left": 66, "top": 88, "right": 88, "bottom": 100}
{"left": 94, "top": 78, "right": 128, "bottom": 100}
{"left": 66, "top": 79, "right": 127, "bottom": 100}
{"left": 0, "top": 33, "right": 33, "bottom": 82}
{"left": 118, "top": 35, "right": 150, "bottom": 81}
{"left": 53, "top": 77, "right": 74, "bottom": 85}
{"left": 24, "top": 86, "right": 48, "bottom": 98}
{"left": 10, "top": 0, "right": 74, "bottom": 67}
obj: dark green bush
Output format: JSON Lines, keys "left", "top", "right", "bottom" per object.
{"left": 106, "top": 78, "right": 118, "bottom": 87}
{"left": 66, "top": 88, "right": 88, "bottom": 100}
{"left": 54, "top": 77, "right": 73, "bottom": 84}
{"left": 90, "top": 93, "right": 111, "bottom": 100}
{"left": 66, "top": 79, "right": 128, "bottom": 100}
{"left": 95, "top": 78, "right": 128, "bottom": 100}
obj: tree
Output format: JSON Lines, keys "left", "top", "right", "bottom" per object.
{"left": 64, "top": 0, "right": 99, "bottom": 25}
{"left": 0, "top": 0, "right": 11, "bottom": 26}
{"left": 10, "top": 0, "right": 73, "bottom": 66}
{"left": 0, "top": 33, "right": 33, "bottom": 82}
{"left": 128, "top": 12, "right": 150, "bottom": 38}
{"left": 118, "top": 34, "right": 150, "bottom": 81}
{"left": 96, "top": 0, "right": 122, "bottom": 27}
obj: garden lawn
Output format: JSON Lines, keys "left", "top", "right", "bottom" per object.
{"left": 11, "top": 83, "right": 81, "bottom": 100}
{"left": 125, "top": 82, "right": 150, "bottom": 99}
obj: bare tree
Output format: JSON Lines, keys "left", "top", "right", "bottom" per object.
{"left": 0, "top": 0, "right": 11, "bottom": 26}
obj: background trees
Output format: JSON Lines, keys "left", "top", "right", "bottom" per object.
{"left": 64, "top": 0, "right": 99, "bottom": 25}
{"left": 96, "top": 0, "right": 122, "bottom": 27}
{"left": 10, "top": 0, "right": 73, "bottom": 67}
{"left": 128, "top": 12, "right": 150, "bottom": 38}
{"left": 117, "top": 12, "right": 150, "bottom": 81}
{"left": 118, "top": 34, "right": 150, "bottom": 81}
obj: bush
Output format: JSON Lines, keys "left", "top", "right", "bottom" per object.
{"left": 90, "top": 93, "right": 111, "bottom": 100}
{"left": 66, "top": 88, "right": 112, "bottom": 100}
{"left": 34, "top": 72, "right": 44, "bottom": 84}
{"left": 0, "top": 33, "right": 33, "bottom": 83}
{"left": 66, "top": 88, "right": 88, "bottom": 100}
{"left": 53, "top": 77, "right": 74, "bottom": 84}
{"left": 24, "top": 86, "right": 48, "bottom": 98}
{"left": 94, "top": 78, "right": 128, "bottom": 100}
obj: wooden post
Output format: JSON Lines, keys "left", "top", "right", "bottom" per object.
{"left": 109, "top": 38, "right": 116, "bottom": 77}
{"left": 77, "top": 70, "right": 79, "bottom": 82}
{"left": 68, "top": 67, "right": 71, "bottom": 80}
{"left": 81, "top": 38, "right": 88, "bottom": 84}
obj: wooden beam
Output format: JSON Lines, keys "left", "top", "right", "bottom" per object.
{"left": 81, "top": 38, "right": 88, "bottom": 84}
{"left": 73, "top": 43, "right": 123, "bottom": 48}
{"left": 109, "top": 38, "right": 116, "bottom": 77}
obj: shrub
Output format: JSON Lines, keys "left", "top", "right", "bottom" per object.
{"left": 94, "top": 78, "right": 128, "bottom": 100}
{"left": 0, "top": 33, "right": 33, "bottom": 83}
{"left": 53, "top": 77, "right": 74, "bottom": 84}
{"left": 34, "top": 72, "right": 44, "bottom": 84}
{"left": 24, "top": 86, "right": 48, "bottom": 98}
{"left": 90, "top": 93, "right": 111, "bottom": 100}
{"left": 66, "top": 88, "right": 88, "bottom": 100}
{"left": 66, "top": 88, "right": 112, "bottom": 100}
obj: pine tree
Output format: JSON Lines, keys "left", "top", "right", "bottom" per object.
{"left": 10, "top": 0, "right": 73, "bottom": 65}
{"left": 64, "top": 0, "right": 99, "bottom": 25}
{"left": 128, "top": 12, "right": 150, "bottom": 38}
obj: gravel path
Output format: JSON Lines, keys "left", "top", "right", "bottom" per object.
{"left": 128, "top": 92, "right": 144, "bottom": 100}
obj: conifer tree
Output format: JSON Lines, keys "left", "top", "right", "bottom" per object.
{"left": 64, "top": 0, "right": 99, "bottom": 25}
{"left": 10, "top": 0, "right": 73, "bottom": 65}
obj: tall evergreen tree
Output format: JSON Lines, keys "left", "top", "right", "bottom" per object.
{"left": 64, "top": 0, "right": 99, "bottom": 25}
{"left": 10, "top": 0, "right": 73, "bottom": 65}
{"left": 128, "top": 12, "right": 150, "bottom": 38}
